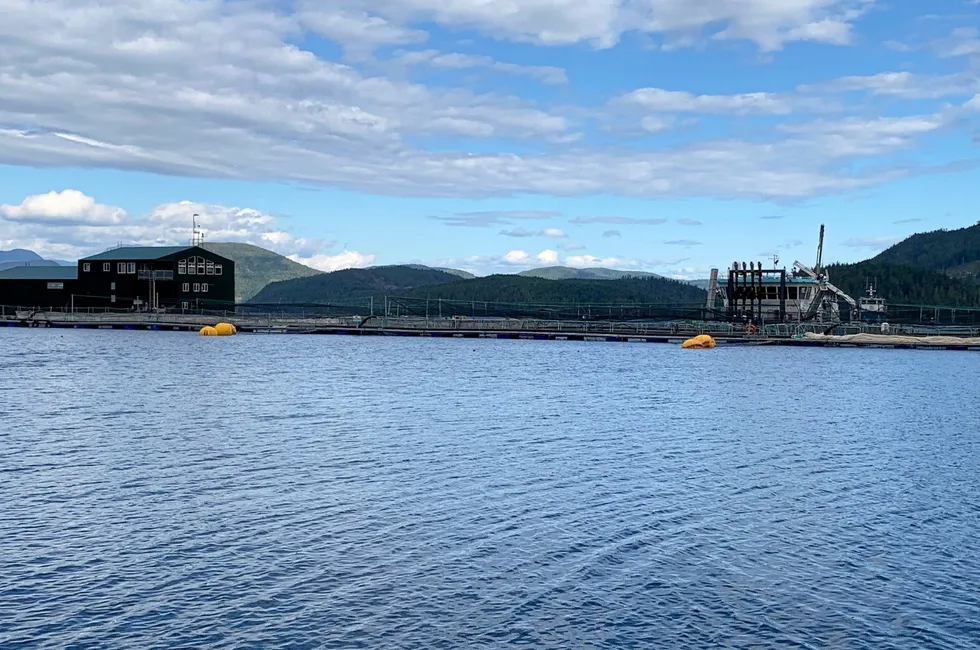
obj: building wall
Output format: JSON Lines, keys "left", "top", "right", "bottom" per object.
{"left": 172, "top": 249, "right": 235, "bottom": 310}
{"left": 0, "top": 279, "right": 77, "bottom": 310}
{"left": 76, "top": 247, "right": 235, "bottom": 311}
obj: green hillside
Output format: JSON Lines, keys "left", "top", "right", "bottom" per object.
{"left": 827, "top": 261, "right": 980, "bottom": 308}
{"left": 248, "top": 264, "right": 462, "bottom": 305}
{"left": 872, "top": 222, "right": 980, "bottom": 279}
{"left": 517, "top": 266, "right": 664, "bottom": 280}
{"left": 203, "top": 242, "right": 321, "bottom": 302}
{"left": 404, "top": 264, "right": 476, "bottom": 279}
{"left": 403, "top": 274, "right": 706, "bottom": 304}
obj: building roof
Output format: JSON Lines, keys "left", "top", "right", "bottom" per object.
{"left": 81, "top": 246, "right": 194, "bottom": 261}
{"left": 0, "top": 265, "right": 78, "bottom": 281}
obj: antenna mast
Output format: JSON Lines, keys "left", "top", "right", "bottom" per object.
{"left": 815, "top": 224, "right": 825, "bottom": 276}
{"left": 191, "top": 213, "right": 204, "bottom": 246}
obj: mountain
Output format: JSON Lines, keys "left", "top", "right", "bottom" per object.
{"left": 827, "top": 261, "right": 980, "bottom": 308}
{"left": 685, "top": 279, "right": 713, "bottom": 290}
{"left": 248, "top": 264, "right": 462, "bottom": 305}
{"left": 202, "top": 242, "right": 322, "bottom": 302}
{"left": 871, "top": 222, "right": 980, "bottom": 281}
{"left": 0, "top": 249, "right": 63, "bottom": 271}
{"left": 517, "top": 266, "right": 663, "bottom": 280}
{"left": 404, "top": 264, "right": 476, "bottom": 279}
{"left": 402, "top": 274, "right": 706, "bottom": 304}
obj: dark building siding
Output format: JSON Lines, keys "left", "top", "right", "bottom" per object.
{"left": 0, "top": 278, "right": 77, "bottom": 310}
{"left": 0, "top": 246, "right": 235, "bottom": 312}
{"left": 76, "top": 247, "right": 235, "bottom": 310}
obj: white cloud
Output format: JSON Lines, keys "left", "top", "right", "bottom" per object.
{"left": 537, "top": 249, "right": 559, "bottom": 264}
{"left": 499, "top": 227, "right": 566, "bottom": 238}
{"left": 0, "top": 191, "right": 355, "bottom": 265}
{"left": 289, "top": 250, "right": 376, "bottom": 272}
{"left": 804, "top": 71, "right": 980, "bottom": 99}
{"left": 349, "top": 0, "right": 873, "bottom": 51}
{"left": 0, "top": 0, "right": 971, "bottom": 204}
{"left": 934, "top": 27, "right": 980, "bottom": 58}
{"left": 621, "top": 88, "right": 795, "bottom": 114}
{"left": 393, "top": 49, "right": 568, "bottom": 84}
{"left": 298, "top": 7, "right": 428, "bottom": 57}
{"left": 1, "top": 190, "right": 127, "bottom": 225}
{"left": 565, "top": 254, "right": 643, "bottom": 268}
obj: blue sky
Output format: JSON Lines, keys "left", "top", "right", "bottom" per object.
{"left": 0, "top": 0, "right": 978, "bottom": 277}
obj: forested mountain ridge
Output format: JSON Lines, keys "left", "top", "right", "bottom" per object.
{"left": 871, "top": 222, "right": 980, "bottom": 278}
{"left": 826, "top": 261, "right": 980, "bottom": 308}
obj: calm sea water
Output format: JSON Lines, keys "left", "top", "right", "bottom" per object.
{"left": 1, "top": 329, "right": 979, "bottom": 649}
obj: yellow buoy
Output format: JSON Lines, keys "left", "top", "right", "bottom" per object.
{"left": 199, "top": 325, "right": 218, "bottom": 336}
{"left": 214, "top": 322, "right": 237, "bottom": 336}
{"left": 681, "top": 334, "right": 716, "bottom": 349}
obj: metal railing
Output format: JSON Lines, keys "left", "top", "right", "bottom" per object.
{"left": 137, "top": 270, "right": 174, "bottom": 281}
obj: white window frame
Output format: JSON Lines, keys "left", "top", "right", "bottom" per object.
{"left": 202, "top": 283, "right": 209, "bottom": 293}
{"left": 127, "top": 262, "right": 136, "bottom": 274}
{"left": 83, "top": 263, "right": 90, "bottom": 272}
{"left": 187, "top": 257, "right": 196, "bottom": 275}
{"left": 110, "top": 282, "right": 116, "bottom": 291}
{"left": 182, "top": 282, "right": 190, "bottom": 292}
{"left": 215, "top": 264, "right": 222, "bottom": 276}
{"left": 193, "top": 282, "right": 200, "bottom": 293}
{"left": 178, "top": 260, "right": 186, "bottom": 274}
{"left": 197, "top": 260, "right": 206, "bottom": 275}
{"left": 103, "top": 262, "right": 110, "bottom": 272}
{"left": 110, "top": 294, "right": 116, "bottom": 303}
{"left": 117, "top": 262, "right": 125, "bottom": 274}
{"left": 181, "top": 301, "right": 188, "bottom": 310}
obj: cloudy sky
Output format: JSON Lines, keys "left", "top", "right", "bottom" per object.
{"left": 1, "top": 0, "right": 978, "bottom": 277}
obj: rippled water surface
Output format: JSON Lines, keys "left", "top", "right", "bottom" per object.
{"left": 2, "top": 329, "right": 980, "bottom": 649}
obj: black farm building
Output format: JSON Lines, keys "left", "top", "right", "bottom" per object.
{"left": 0, "top": 265, "right": 78, "bottom": 311}
{"left": 0, "top": 246, "right": 235, "bottom": 311}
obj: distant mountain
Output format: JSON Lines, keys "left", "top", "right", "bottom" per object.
{"left": 404, "top": 264, "right": 476, "bottom": 279}
{"left": 871, "top": 222, "right": 980, "bottom": 282}
{"left": 685, "top": 279, "right": 712, "bottom": 290}
{"left": 248, "top": 264, "right": 462, "bottom": 305}
{"left": 0, "top": 249, "right": 63, "bottom": 271}
{"left": 403, "top": 274, "right": 706, "bottom": 304}
{"left": 202, "top": 242, "right": 322, "bottom": 303}
{"left": 517, "top": 266, "right": 663, "bottom": 281}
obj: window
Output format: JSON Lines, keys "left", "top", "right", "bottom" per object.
{"left": 215, "top": 264, "right": 222, "bottom": 275}
{"left": 202, "top": 283, "right": 209, "bottom": 293}
{"left": 193, "top": 283, "right": 200, "bottom": 292}
{"left": 103, "top": 263, "right": 110, "bottom": 272}
{"left": 181, "top": 301, "right": 188, "bottom": 310}
{"left": 206, "top": 261, "right": 214, "bottom": 275}
{"left": 127, "top": 262, "right": 136, "bottom": 274}
{"left": 197, "top": 260, "right": 206, "bottom": 274}
{"left": 187, "top": 257, "right": 196, "bottom": 275}
{"left": 117, "top": 262, "right": 125, "bottom": 274}
{"left": 83, "top": 263, "right": 90, "bottom": 272}
{"left": 111, "top": 294, "right": 116, "bottom": 303}
{"left": 182, "top": 283, "right": 190, "bottom": 292}
{"left": 110, "top": 282, "right": 116, "bottom": 290}
{"left": 178, "top": 260, "right": 186, "bottom": 274}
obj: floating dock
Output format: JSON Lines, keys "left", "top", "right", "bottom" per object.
{"left": 5, "top": 313, "right": 980, "bottom": 350}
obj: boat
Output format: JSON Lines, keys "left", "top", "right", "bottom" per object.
{"left": 858, "top": 282, "right": 888, "bottom": 324}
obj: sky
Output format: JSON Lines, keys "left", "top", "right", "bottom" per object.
{"left": 0, "top": 0, "right": 978, "bottom": 278}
